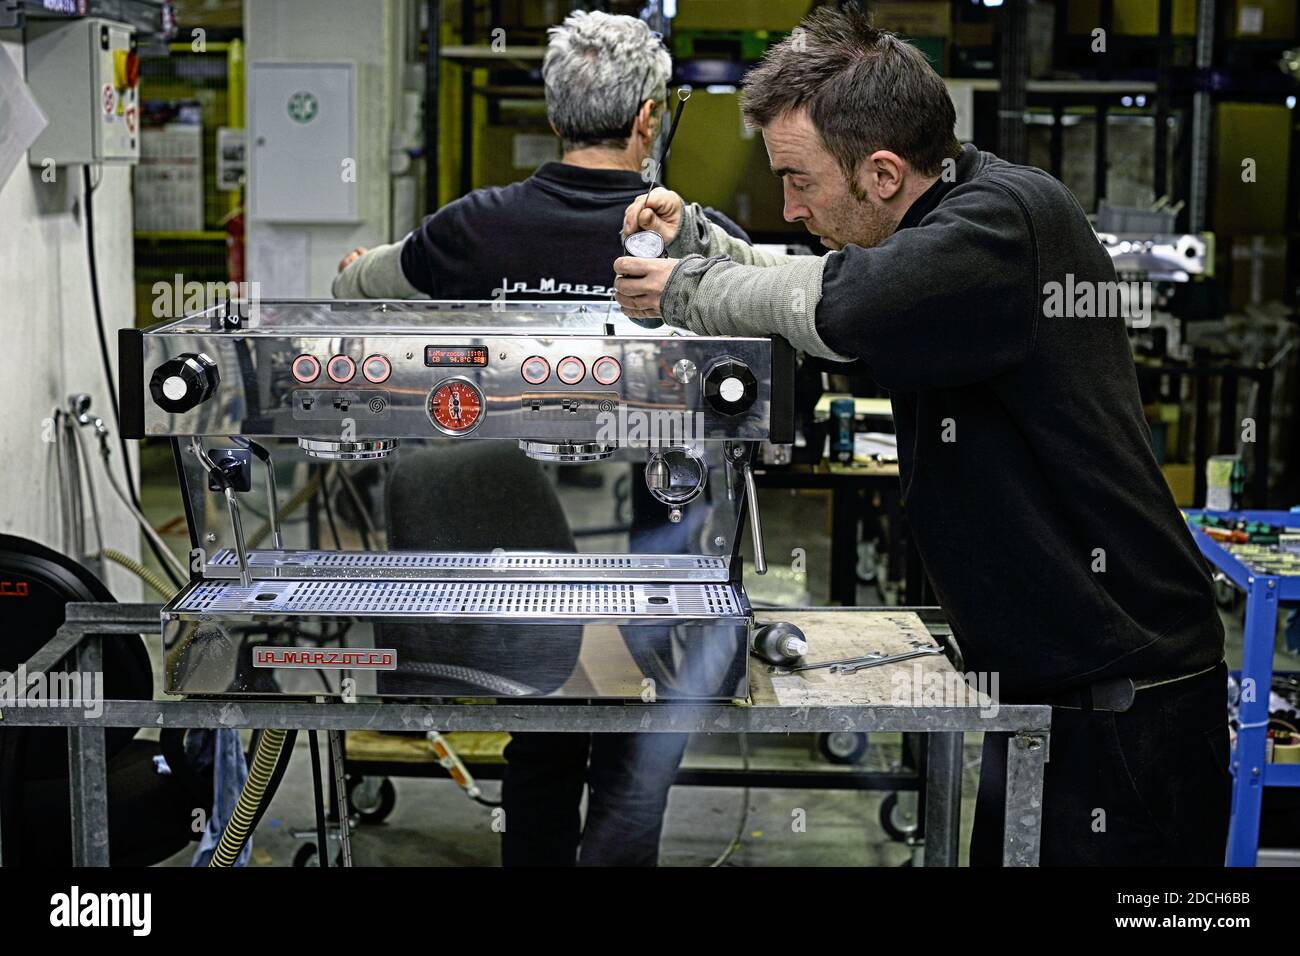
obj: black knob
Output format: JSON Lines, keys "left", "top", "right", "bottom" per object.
{"left": 702, "top": 359, "right": 757, "bottom": 416}
{"left": 149, "top": 352, "right": 219, "bottom": 413}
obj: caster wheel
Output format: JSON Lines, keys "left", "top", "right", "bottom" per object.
{"left": 818, "top": 731, "right": 868, "bottom": 765}
{"left": 879, "top": 791, "right": 918, "bottom": 843}
{"left": 347, "top": 776, "right": 397, "bottom": 825}
{"left": 293, "top": 843, "right": 343, "bottom": 867}
{"left": 294, "top": 843, "right": 319, "bottom": 867}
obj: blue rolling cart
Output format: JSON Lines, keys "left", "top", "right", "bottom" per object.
{"left": 1185, "top": 509, "right": 1300, "bottom": 866}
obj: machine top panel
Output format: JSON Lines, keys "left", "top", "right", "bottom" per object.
{"left": 150, "top": 299, "right": 700, "bottom": 337}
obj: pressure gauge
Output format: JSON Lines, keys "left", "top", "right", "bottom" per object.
{"left": 623, "top": 229, "right": 665, "bottom": 258}
{"left": 618, "top": 230, "right": 669, "bottom": 328}
{"left": 426, "top": 377, "right": 484, "bottom": 436}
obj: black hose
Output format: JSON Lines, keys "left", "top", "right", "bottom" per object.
{"left": 319, "top": 467, "right": 343, "bottom": 549}
{"left": 246, "top": 728, "right": 297, "bottom": 834}
{"left": 83, "top": 165, "right": 184, "bottom": 589}
{"left": 209, "top": 728, "right": 296, "bottom": 867}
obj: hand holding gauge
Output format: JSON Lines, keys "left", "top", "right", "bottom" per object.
{"left": 616, "top": 85, "right": 692, "bottom": 327}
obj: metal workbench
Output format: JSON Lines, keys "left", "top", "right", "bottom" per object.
{"left": 2, "top": 603, "right": 1052, "bottom": 867}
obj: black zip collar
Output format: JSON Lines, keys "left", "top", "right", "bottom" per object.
{"left": 896, "top": 143, "right": 983, "bottom": 232}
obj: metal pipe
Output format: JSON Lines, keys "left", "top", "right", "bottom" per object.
{"left": 742, "top": 462, "right": 766, "bottom": 574}
{"left": 328, "top": 730, "right": 354, "bottom": 866}
{"left": 262, "top": 454, "right": 283, "bottom": 550}
{"left": 1188, "top": 0, "right": 1216, "bottom": 232}
{"left": 223, "top": 486, "right": 252, "bottom": 587}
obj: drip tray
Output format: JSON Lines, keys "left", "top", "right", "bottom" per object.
{"left": 206, "top": 549, "right": 730, "bottom": 582}
{"left": 170, "top": 578, "right": 744, "bottom": 618}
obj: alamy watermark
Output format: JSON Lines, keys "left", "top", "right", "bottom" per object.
{"left": 151, "top": 274, "right": 261, "bottom": 320}
{"left": 50, "top": 886, "right": 151, "bottom": 936}
{"left": 889, "top": 662, "right": 1000, "bottom": 718}
{"left": 1043, "top": 274, "right": 1153, "bottom": 328}
{"left": 595, "top": 406, "right": 706, "bottom": 446}
{"left": 0, "top": 666, "right": 103, "bottom": 719}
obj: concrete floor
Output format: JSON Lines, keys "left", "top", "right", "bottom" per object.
{"left": 132, "top": 449, "right": 1294, "bottom": 867}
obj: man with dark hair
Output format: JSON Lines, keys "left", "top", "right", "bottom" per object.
{"left": 613, "top": 4, "right": 1229, "bottom": 866}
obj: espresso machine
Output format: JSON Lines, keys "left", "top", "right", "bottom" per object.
{"left": 120, "top": 300, "right": 794, "bottom": 702}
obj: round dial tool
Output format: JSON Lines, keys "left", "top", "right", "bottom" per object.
{"left": 426, "top": 377, "right": 484, "bottom": 435}
{"left": 149, "top": 352, "right": 220, "bottom": 413}
{"left": 702, "top": 359, "right": 758, "bottom": 416}
{"left": 623, "top": 229, "right": 665, "bottom": 259}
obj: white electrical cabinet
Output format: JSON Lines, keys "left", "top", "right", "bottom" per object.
{"left": 248, "top": 61, "right": 358, "bottom": 222}
{"left": 26, "top": 17, "right": 141, "bottom": 166}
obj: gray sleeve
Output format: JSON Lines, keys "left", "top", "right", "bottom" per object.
{"left": 331, "top": 240, "right": 422, "bottom": 299}
{"left": 660, "top": 254, "right": 854, "bottom": 363}
{"left": 666, "top": 202, "right": 797, "bottom": 268}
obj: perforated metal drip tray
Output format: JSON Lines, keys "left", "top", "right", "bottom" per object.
{"left": 206, "top": 549, "right": 731, "bottom": 582}
{"left": 168, "top": 578, "right": 745, "bottom": 619}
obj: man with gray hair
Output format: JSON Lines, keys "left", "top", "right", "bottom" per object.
{"left": 334, "top": 10, "right": 744, "bottom": 301}
{"left": 333, "top": 11, "right": 745, "bottom": 867}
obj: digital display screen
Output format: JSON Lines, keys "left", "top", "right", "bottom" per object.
{"left": 425, "top": 346, "right": 489, "bottom": 368}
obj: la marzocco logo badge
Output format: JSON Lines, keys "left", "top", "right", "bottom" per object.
{"left": 253, "top": 647, "right": 397, "bottom": 670}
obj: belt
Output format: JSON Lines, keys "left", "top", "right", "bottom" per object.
{"left": 1043, "top": 661, "right": 1222, "bottom": 713}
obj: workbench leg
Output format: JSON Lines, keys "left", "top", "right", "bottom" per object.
{"left": 1227, "top": 577, "right": 1277, "bottom": 867}
{"left": 67, "top": 634, "right": 110, "bottom": 867}
{"left": 829, "top": 480, "right": 858, "bottom": 605}
{"left": 922, "top": 731, "right": 962, "bottom": 867}
{"left": 1002, "top": 731, "right": 1047, "bottom": 867}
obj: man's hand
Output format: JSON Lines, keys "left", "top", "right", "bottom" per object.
{"left": 338, "top": 247, "right": 369, "bottom": 272}
{"left": 622, "top": 188, "right": 684, "bottom": 247}
{"left": 613, "top": 256, "right": 679, "bottom": 321}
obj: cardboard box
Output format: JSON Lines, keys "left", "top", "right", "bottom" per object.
{"left": 1228, "top": 236, "right": 1289, "bottom": 310}
{"left": 672, "top": 0, "right": 813, "bottom": 32}
{"left": 1231, "top": 1, "right": 1298, "bottom": 40}
{"left": 953, "top": 21, "right": 995, "bottom": 47}
{"left": 1213, "top": 103, "right": 1292, "bottom": 237}
{"left": 871, "top": 1, "right": 952, "bottom": 38}
{"left": 1162, "top": 464, "right": 1196, "bottom": 507}
{"left": 1067, "top": 0, "right": 1198, "bottom": 36}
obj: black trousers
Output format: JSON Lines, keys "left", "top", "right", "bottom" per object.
{"left": 971, "top": 662, "right": 1231, "bottom": 866}
{"left": 501, "top": 731, "right": 689, "bottom": 866}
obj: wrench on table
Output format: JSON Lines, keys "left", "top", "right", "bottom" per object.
{"left": 770, "top": 653, "right": 887, "bottom": 676}
{"left": 830, "top": 645, "right": 946, "bottom": 675}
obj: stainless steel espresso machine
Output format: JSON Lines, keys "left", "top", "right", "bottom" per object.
{"left": 120, "top": 300, "right": 794, "bottom": 702}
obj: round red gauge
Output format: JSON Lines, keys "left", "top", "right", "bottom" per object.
{"left": 426, "top": 378, "right": 484, "bottom": 435}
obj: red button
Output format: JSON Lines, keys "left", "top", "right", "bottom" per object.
{"left": 521, "top": 356, "right": 550, "bottom": 385}
{"left": 292, "top": 354, "right": 320, "bottom": 383}
{"left": 556, "top": 356, "right": 585, "bottom": 385}
{"left": 327, "top": 355, "right": 356, "bottom": 383}
{"left": 362, "top": 354, "right": 391, "bottom": 384}
{"left": 592, "top": 356, "right": 621, "bottom": 385}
